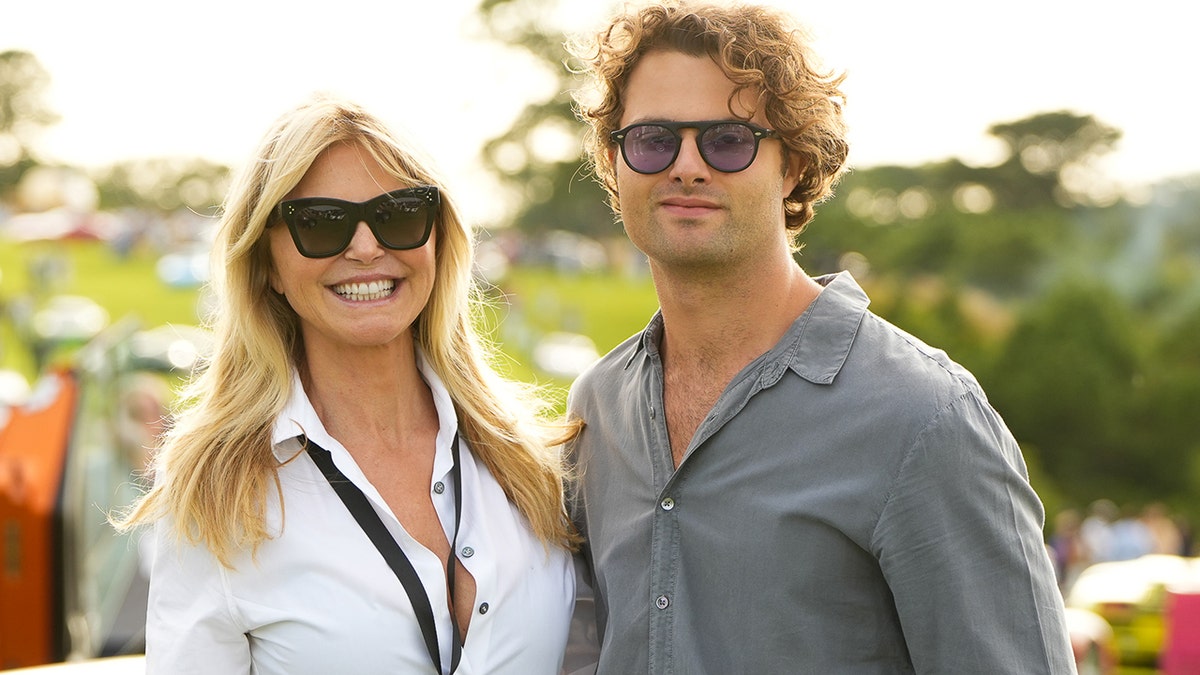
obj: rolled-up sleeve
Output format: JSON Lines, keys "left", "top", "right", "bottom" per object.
{"left": 874, "top": 391, "right": 1073, "bottom": 674}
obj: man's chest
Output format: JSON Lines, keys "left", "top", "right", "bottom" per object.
{"left": 661, "top": 366, "right": 737, "bottom": 465}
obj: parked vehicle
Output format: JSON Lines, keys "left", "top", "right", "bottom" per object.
{"left": 1, "top": 318, "right": 204, "bottom": 669}
{"left": 1066, "top": 554, "right": 1200, "bottom": 667}
{"left": 1065, "top": 607, "right": 1118, "bottom": 675}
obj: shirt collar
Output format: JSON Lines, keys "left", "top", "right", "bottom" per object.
{"left": 625, "top": 312, "right": 662, "bottom": 370}
{"left": 782, "top": 271, "right": 869, "bottom": 385}
{"left": 625, "top": 271, "right": 870, "bottom": 385}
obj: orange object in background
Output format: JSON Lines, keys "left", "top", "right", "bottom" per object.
{"left": 0, "top": 371, "right": 78, "bottom": 668}
{"left": 0, "top": 318, "right": 179, "bottom": 669}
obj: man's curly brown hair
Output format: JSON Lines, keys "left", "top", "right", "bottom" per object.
{"left": 570, "top": 0, "right": 850, "bottom": 241}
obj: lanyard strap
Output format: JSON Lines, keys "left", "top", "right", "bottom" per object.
{"left": 302, "top": 433, "right": 463, "bottom": 675}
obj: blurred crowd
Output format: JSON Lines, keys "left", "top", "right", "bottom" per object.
{"left": 1049, "top": 499, "right": 1193, "bottom": 591}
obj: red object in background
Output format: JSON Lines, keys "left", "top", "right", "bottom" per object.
{"left": 0, "top": 371, "right": 78, "bottom": 668}
{"left": 1163, "top": 589, "right": 1200, "bottom": 674}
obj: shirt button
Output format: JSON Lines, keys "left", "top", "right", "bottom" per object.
{"left": 433, "top": 481, "right": 445, "bottom": 494}
{"left": 478, "top": 602, "right": 489, "bottom": 615}
{"left": 660, "top": 497, "right": 675, "bottom": 511}
{"left": 655, "top": 594, "right": 670, "bottom": 610}
{"left": 461, "top": 546, "right": 475, "bottom": 558}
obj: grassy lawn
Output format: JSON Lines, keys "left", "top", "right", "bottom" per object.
{"left": 0, "top": 238, "right": 659, "bottom": 408}
{"left": 482, "top": 266, "right": 658, "bottom": 400}
{"left": 0, "top": 239, "right": 205, "bottom": 327}
{"left": 1, "top": 239, "right": 207, "bottom": 378}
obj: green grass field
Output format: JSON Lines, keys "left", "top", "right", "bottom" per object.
{"left": 0, "top": 238, "right": 660, "bottom": 407}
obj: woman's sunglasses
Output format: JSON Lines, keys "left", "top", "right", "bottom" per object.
{"left": 610, "top": 120, "right": 779, "bottom": 175}
{"left": 276, "top": 186, "right": 439, "bottom": 258}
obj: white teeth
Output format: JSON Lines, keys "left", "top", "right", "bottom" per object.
{"left": 333, "top": 280, "right": 396, "bottom": 301}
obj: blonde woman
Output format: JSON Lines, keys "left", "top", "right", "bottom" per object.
{"left": 117, "top": 96, "right": 578, "bottom": 674}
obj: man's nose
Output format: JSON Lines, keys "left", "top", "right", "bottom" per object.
{"left": 668, "top": 130, "right": 711, "bottom": 184}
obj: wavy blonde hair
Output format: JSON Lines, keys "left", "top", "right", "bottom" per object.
{"left": 116, "top": 96, "right": 578, "bottom": 565}
{"left": 571, "top": 0, "right": 850, "bottom": 243}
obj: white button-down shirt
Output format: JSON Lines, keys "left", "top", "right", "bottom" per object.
{"left": 146, "top": 354, "right": 575, "bottom": 674}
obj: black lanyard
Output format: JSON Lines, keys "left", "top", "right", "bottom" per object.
{"left": 302, "top": 433, "right": 464, "bottom": 675}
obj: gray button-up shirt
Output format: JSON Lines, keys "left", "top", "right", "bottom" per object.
{"left": 567, "top": 272, "right": 1074, "bottom": 674}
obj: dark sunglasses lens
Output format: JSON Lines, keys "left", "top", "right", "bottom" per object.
{"left": 372, "top": 197, "right": 429, "bottom": 249}
{"left": 294, "top": 205, "right": 352, "bottom": 256}
{"left": 701, "top": 123, "right": 758, "bottom": 172}
{"left": 624, "top": 125, "right": 678, "bottom": 173}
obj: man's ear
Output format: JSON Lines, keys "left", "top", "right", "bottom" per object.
{"left": 783, "top": 151, "right": 805, "bottom": 197}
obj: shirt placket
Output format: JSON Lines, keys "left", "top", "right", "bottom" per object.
{"left": 645, "top": 352, "right": 681, "bottom": 675}
{"left": 643, "top": 349, "right": 776, "bottom": 675}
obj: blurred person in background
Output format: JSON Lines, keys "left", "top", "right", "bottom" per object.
{"left": 1081, "top": 498, "right": 1119, "bottom": 563}
{"left": 1049, "top": 508, "right": 1088, "bottom": 591}
{"left": 116, "top": 96, "right": 580, "bottom": 674}
{"left": 564, "top": 1, "right": 1074, "bottom": 672}
{"left": 114, "top": 372, "right": 171, "bottom": 579}
{"left": 1142, "top": 502, "right": 1184, "bottom": 556}
{"left": 116, "top": 372, "right": 170, "bottom": 476}
{"left": 1110, "top": 503, "right": 1154, "bottom": 561}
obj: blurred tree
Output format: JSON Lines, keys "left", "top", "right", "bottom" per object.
{"left": 983, "top": 111, "right": 1121, "bottom": 209}
{"left": 807, "top": 167, "right": 1075, "bottom": 296}
{"left": 1150, "top": 177, "right": 1200, "bottom": 260}
{"left": 804, "top": 111, "right": 1125, "bottom": 297}
{"left": 0, "top": 50, "right": 59, "bottom": 202}
{"left": 92, "top": 157, "right": 230, "bottom": 214}
{"left": 1133, "top": 303, "right": 1200, "bottom": 498}
{"left": 473, "top": 0, "right": 615, "bottom": 238}
{"left": 981, "top": 277, "right": 1166, "bottom": 504}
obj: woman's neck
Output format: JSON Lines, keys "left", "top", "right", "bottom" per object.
{"left": 298, "top": 336, "right": 439, "bottom": 450}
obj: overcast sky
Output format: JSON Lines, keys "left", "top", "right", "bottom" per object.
{"left": 5, "top": 0, "right": 1198, "bottom": 222}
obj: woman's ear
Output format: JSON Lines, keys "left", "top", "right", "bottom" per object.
{"left": 268, "top": 261, "right": 284, "bottom": 296}
{"left": 264, "top": 238, "right": 286, "bottom": 296}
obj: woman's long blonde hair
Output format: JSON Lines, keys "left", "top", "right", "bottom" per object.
{"left": 116, "top": 96, "right": 578, "bottom": 565}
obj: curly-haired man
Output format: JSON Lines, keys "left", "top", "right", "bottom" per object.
{"left": 565, "top": 2, "right": 1075, "bottom": 672}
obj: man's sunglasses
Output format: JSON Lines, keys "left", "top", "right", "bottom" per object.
{"left": 610, "top": 120, "right": 779, "bottom": 175}
{"left": 276, "top": 186, "right": 439, "bottom": 258}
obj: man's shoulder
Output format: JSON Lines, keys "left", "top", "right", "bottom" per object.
{"left": 857, "top": 312, "right": 974, "bottom": 379}
{"left": 845, "top": 310, "right": 988, "bottom": 413}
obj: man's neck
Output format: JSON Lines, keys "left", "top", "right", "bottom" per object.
{"left": 652, "top": 255, "right": 822, "bottom": 373}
